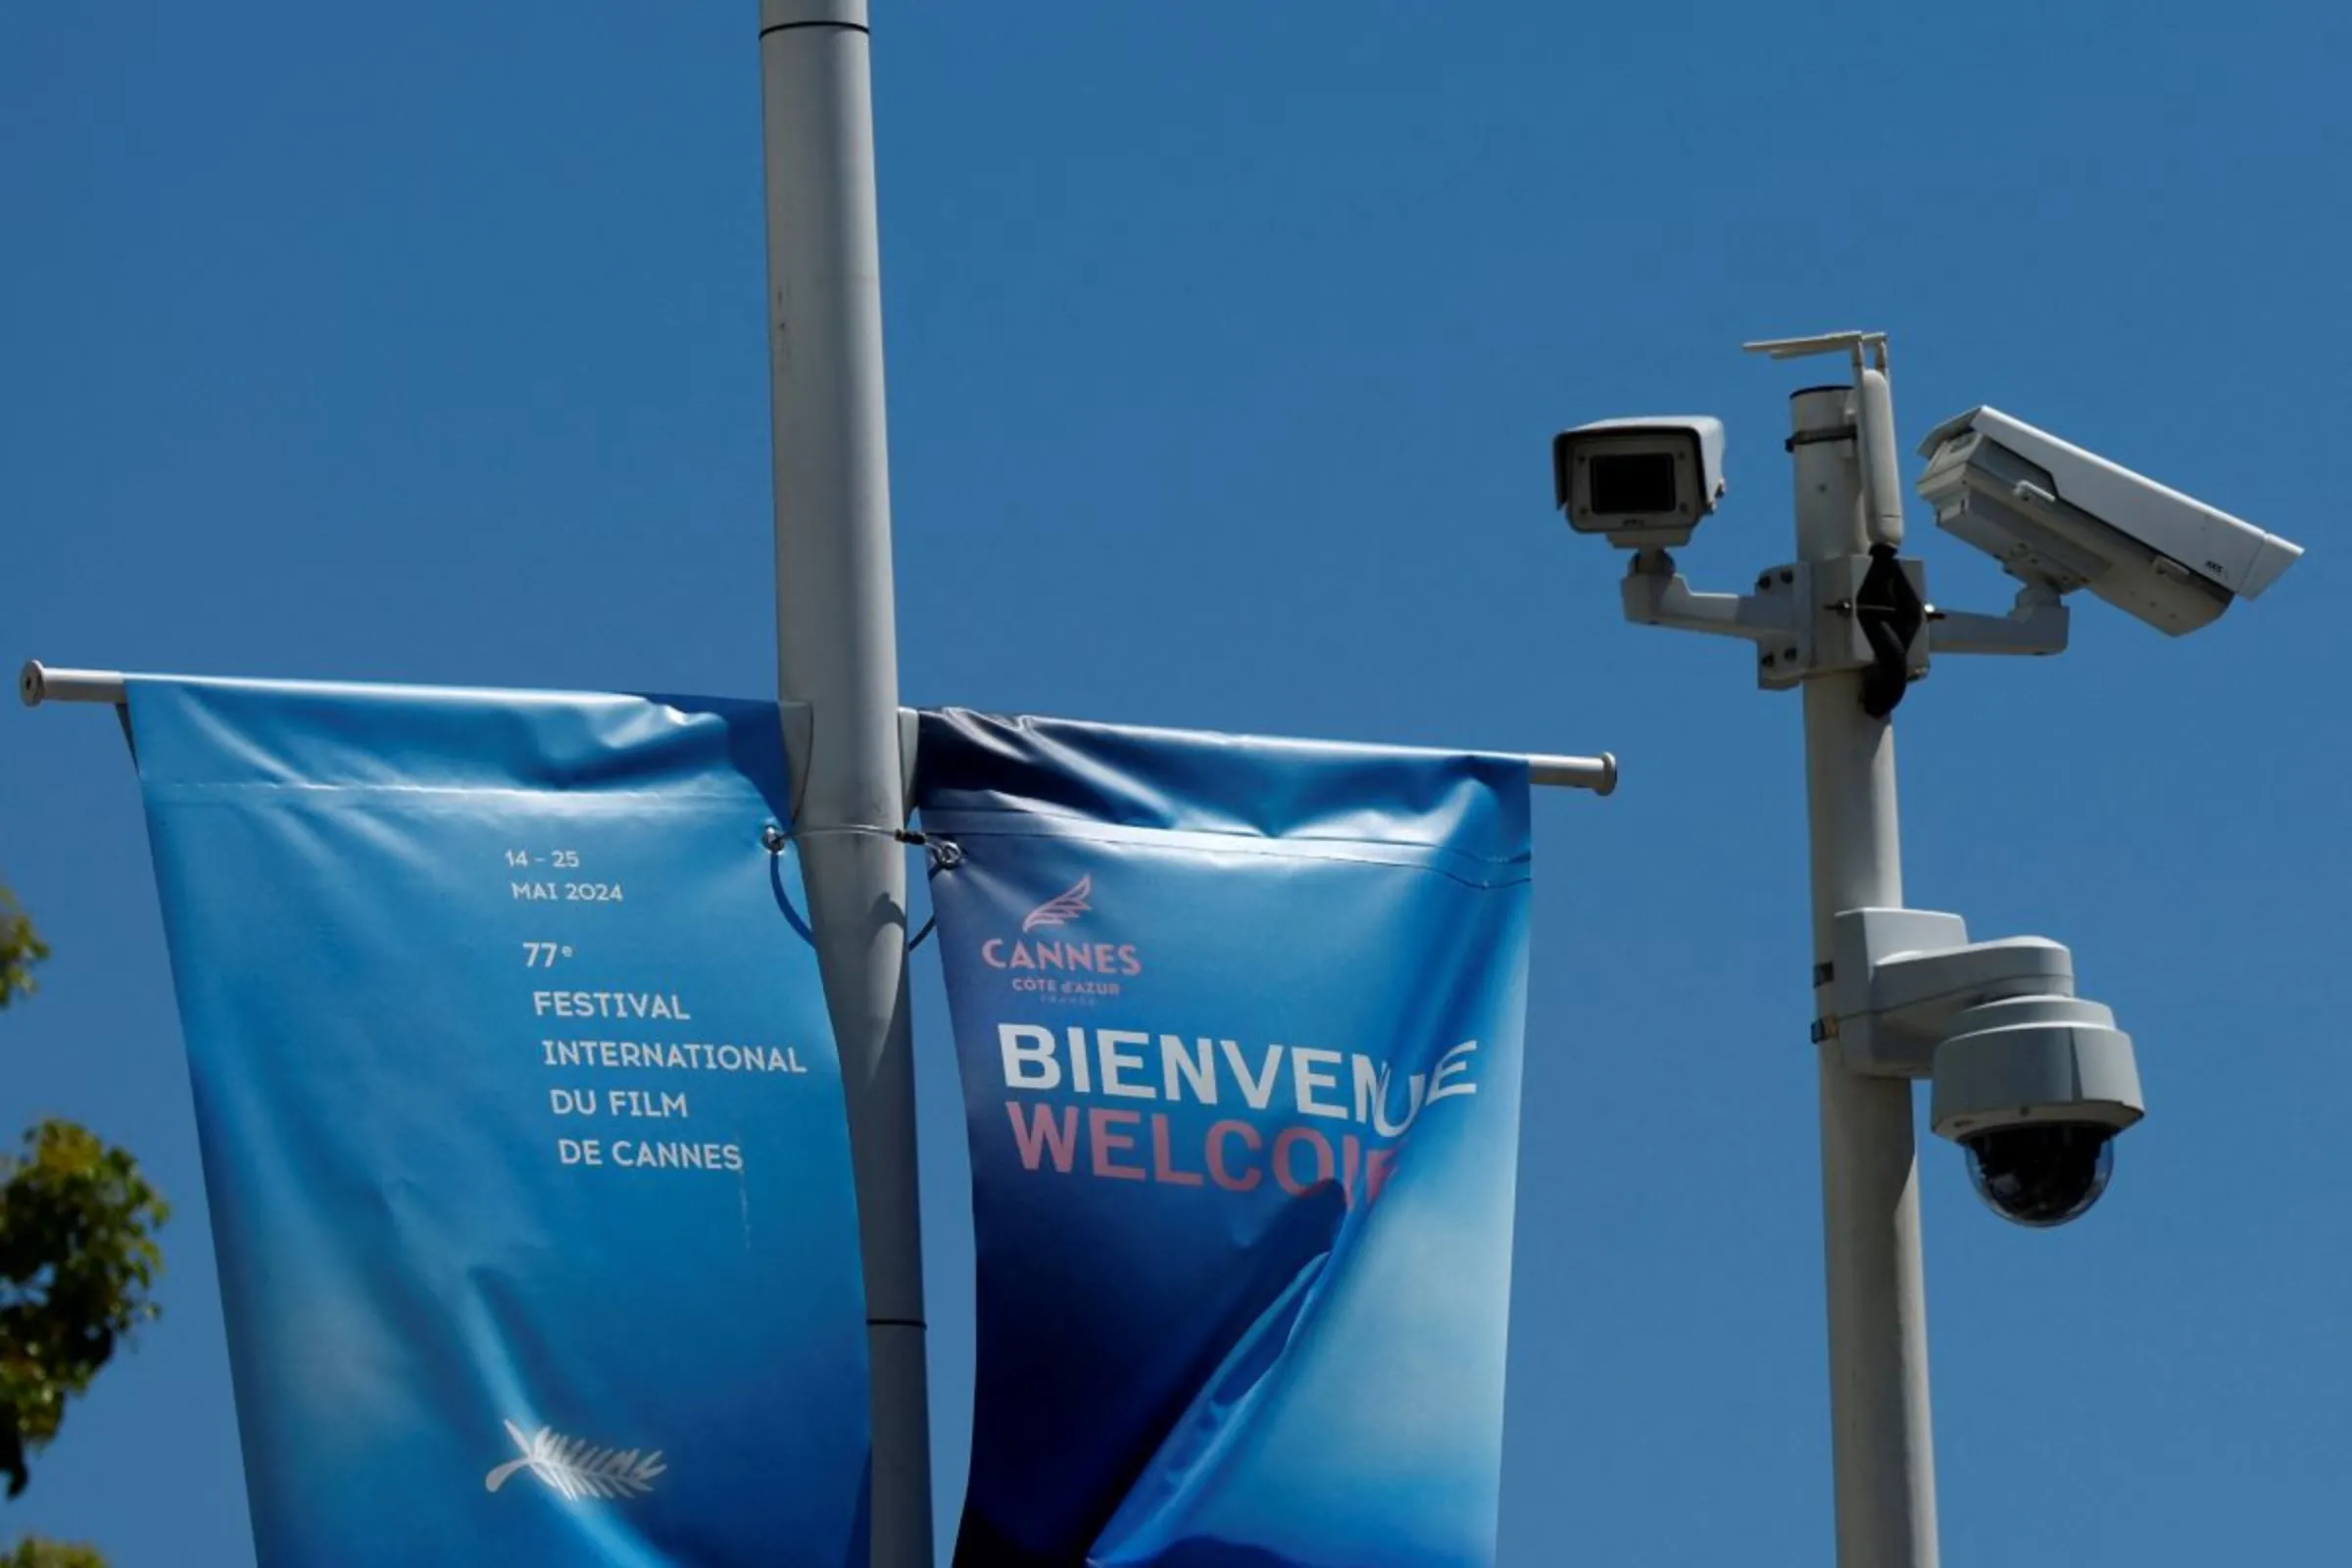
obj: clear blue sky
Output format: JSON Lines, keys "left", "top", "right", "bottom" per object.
{"left": 4, "top": 3, "right": 2347, "bottom": 1563}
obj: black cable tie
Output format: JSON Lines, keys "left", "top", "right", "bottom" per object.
{"left": 1786, "top": 424, "right": 1860, "bottom": 452}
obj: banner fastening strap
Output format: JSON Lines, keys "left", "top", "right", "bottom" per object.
{"left": 760, "top": 823, "right": 961, "bottom": 951}
{"left": 760, "top": 820, "right": 936, "bottom": 853}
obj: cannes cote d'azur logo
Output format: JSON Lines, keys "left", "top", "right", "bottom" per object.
{"left": 1022, "top": 874, "right": 1094, "bottom": 932}
{"left": 485, "top": 1420, "right": 666, "bottom": 1502}
{"left": 982, "top": 873, "right": 1142, "bottom": 997}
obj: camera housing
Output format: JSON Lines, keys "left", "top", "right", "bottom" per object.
{"left": 1926, "top": 991, "right": 2142, "bottom": 1227}
{"left": 1915, "top": 406, "right": 2302, "bottom": 635}
{"left": 1552, "top": 416, "right": 1727, "bottom": 549}
{"left": 1831, "top": 907, "right": 2145, "bottom": 1228}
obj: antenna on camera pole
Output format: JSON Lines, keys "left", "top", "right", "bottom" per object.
{"left": 1744, "top": 331, "right": 1906, "bottom": 552}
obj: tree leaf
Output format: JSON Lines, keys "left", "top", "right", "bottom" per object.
{"left": 0, "top": 1119, "right": 170, "bottom": 1495}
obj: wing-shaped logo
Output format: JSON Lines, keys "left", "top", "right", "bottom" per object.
{"left": 485, "top": 1419, "right": 666, "bottom": 1502}
{"left": 1021, "top": 874, "right": 1094, "bottom": 932}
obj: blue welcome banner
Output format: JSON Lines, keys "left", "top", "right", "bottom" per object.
{"left": 917, "top": 710, "right": 1534, "bottom": 1568}
{"left": 127, "top": 676, "right": 870, "bottom": 1568}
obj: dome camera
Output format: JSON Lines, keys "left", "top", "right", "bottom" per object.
{"left": 1960, "top": 1123, "right": 2116, "bottom": 1228}
{"left": 1829, "top": 909, "right": 2146, "bottom": 1230}
{"left": 1928, "top": 993, "right": 2142, "bottom": 1230}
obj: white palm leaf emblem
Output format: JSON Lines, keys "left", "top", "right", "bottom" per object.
{"left": 485, "top": 1420, "right": 667, "bottom": 1501}
{"left": 1022, "top": 875, "right": 1093, "bottom": 932}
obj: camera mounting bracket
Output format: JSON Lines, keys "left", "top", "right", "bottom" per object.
{"left": 1827, "top": 906, "right": 2147, "bottom": 1140}
{"left": 1622, "top": 550, "right": 1931, "bottom": 693}
{"left": 1926, "top": 579, "right": 2073, "bottom": 657}
{"left": 1828, "top": 907, "right": 2076, "bottom": 1077}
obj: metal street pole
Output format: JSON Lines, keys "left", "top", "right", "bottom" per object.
{"left": 758, "top": 5, "right": 932, "bottom": 1565}
{"left": 1789, "top": 382, "right": 1938, "bottom": 1568}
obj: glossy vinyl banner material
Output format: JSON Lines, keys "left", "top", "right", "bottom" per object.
{"left": 126, "top": 677, "right": 870, "bottom": 1568}
{"left": 916, "top": 710, "right": 1534, "bottom": 1568}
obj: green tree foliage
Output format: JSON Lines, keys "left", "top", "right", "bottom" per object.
{"left": 4, "top": 1540, "right": 107, "bottom": 1568}
{"left": 0, "top": 887, "right": 46, "bottom": 1009}
{"left": 0, "top": 887, "right": 171, "bottom": 1506}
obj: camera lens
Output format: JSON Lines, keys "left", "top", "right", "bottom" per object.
{"left": 1589, "top": 452, "right": 1680, "bottom": 515}
{"left": 1961, "top": 1123, "right": 2115, "bottom": 1227}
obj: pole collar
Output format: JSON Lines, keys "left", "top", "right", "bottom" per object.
{"left": 760, "top": 0, "right": 868, "bottom": 31}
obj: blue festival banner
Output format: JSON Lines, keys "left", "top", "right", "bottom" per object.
{"left": 126, "top": 676, "right": 871, "bottom": 1568}
{"left": 916, "top": 710, "right": 1534, "bottom": 1568}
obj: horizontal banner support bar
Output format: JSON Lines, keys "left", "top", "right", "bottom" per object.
{"left": 19, "top": 662, "right": 127, "bottom": 707}
{"left": 1531, "top": 753, "right": 1618, "bottom": 794}
{"left": 18, "top": 661, "right": 1618, "bottom": 795}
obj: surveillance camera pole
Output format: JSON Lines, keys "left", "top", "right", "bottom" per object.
{"left": 1788, "top": 377, "right": 1939, "bottom": 1568}
{"left": 1615, "top": 329, "right": 2191, "bottom": 1558}
{"left": 1618, "top": 332, "right": 1942, "bottom": 1563}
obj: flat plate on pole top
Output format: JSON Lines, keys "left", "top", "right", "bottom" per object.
{"left": 1743, "top": 330, "right": 1888, "bottom": 365}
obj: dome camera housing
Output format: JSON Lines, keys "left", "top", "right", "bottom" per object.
{"left": 1928, "top": 993, "right": 2143, "bottom": 1229}
{"left": 1830, "top": 910, "right": 2148, "bottom": 1229}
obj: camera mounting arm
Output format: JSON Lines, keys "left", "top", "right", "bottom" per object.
{"left": 1621, "top": 546, "right": 1931, "bottom": 697}
{"left": 1826, "top": 906, "right": 2144, "bottom": 1143}
{"left": 1618, "top": 547, "right": 1803, "bottom": 643}
{"left": 1829, "top": 908, "right": 2073, "bottom": 1078}
{"left": 1927, "top": 580, "right": 2072, "bottom": 658}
